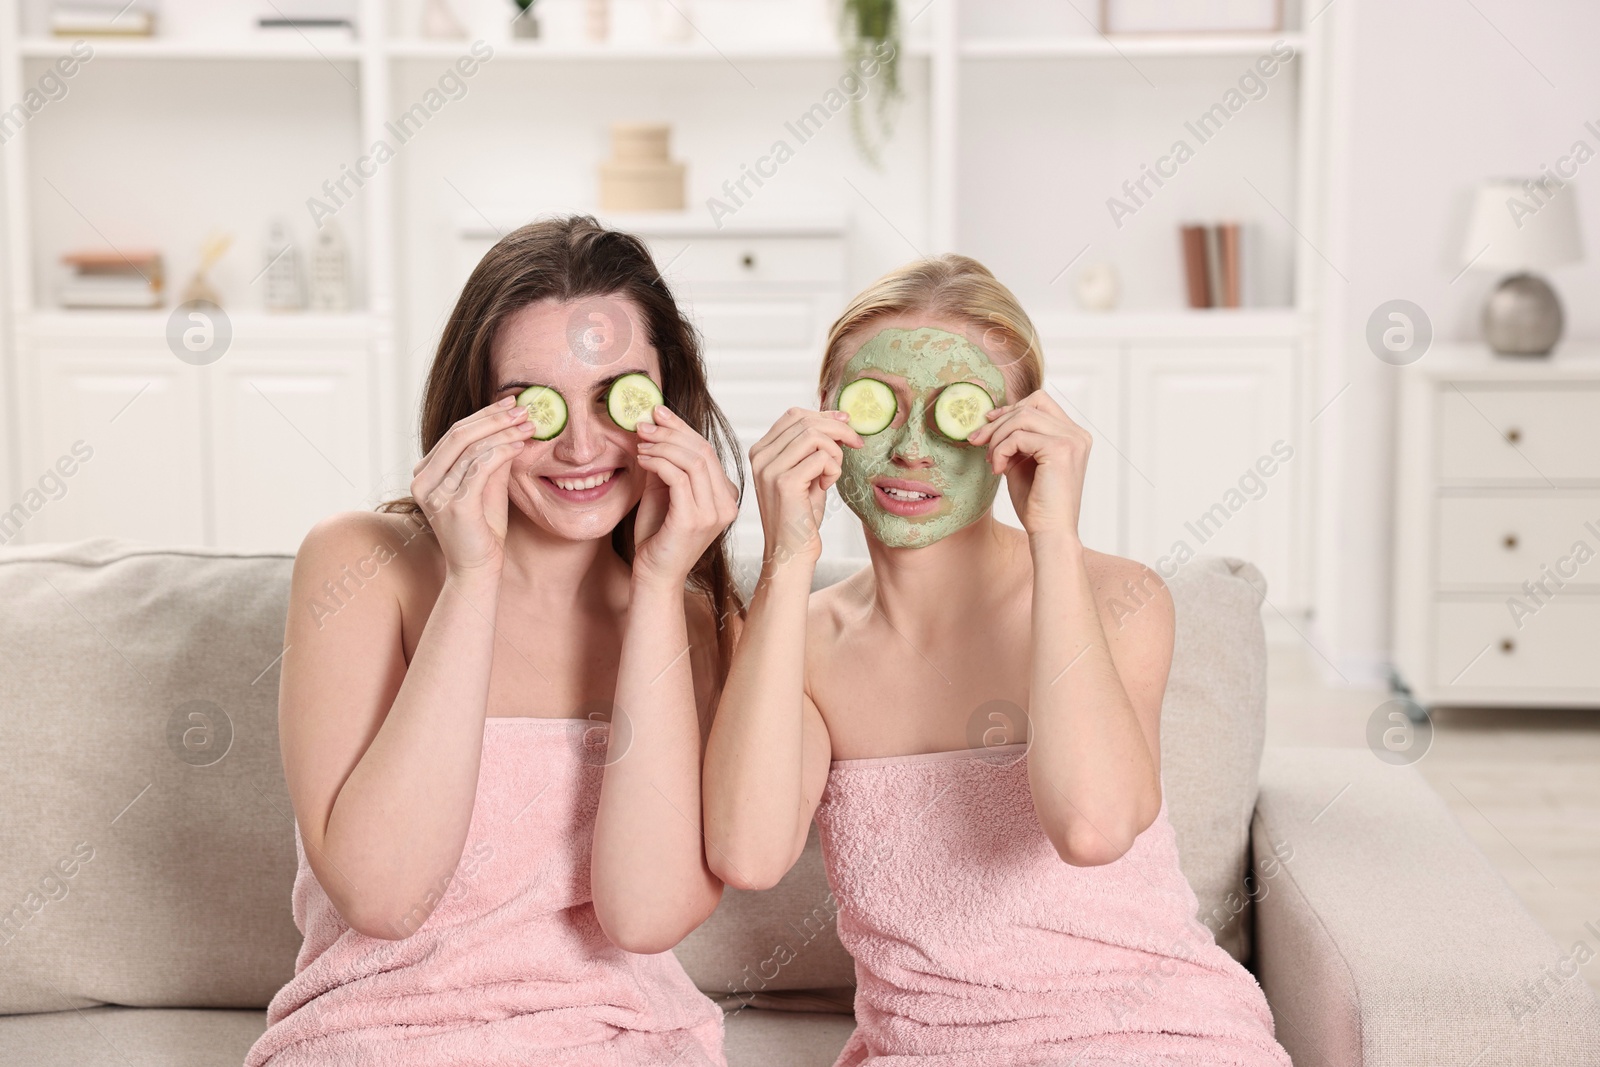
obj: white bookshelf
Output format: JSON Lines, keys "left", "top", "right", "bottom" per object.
{"left": 0, "top": 0, "right": 1335, "bottom": 608}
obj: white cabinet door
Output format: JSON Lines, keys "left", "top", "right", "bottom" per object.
{"left": 1030, "top": 344, "right": 1121, "bottom": 555}
{"left": 209, "top": 350, "right": 373, "bottom": 553}
{"left": 26, "top": 344, "right": 206, "bottom": 546}
{"left": 1126, "top": 345, "right": 1296, "bottom": 599}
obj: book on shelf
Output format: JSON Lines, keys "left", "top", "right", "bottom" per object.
{"left": 57, "top": 250, "right": 164, "bottom": 309}
{"left": 256, "top": 17, "right": 356, "bottom": 35}
{"left": 257, "top": 1, "right": 356, "bottom": 37}
{"left": 50, "top": 3, "right": 156, "bottom": 36}
{"left": 1179, "top": 221, "right": 1242, "bottom": 309}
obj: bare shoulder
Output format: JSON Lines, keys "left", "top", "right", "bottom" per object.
{"left": 1082, "top": 549, "right": 1173, "bottom": 646}
{"left": 297, "top": 508, "right": 435, "bottom": 575}
{"left": 805, "top": 563, "right": 874, "bottom": 647}
{"left": 289, "top": 509, "right": 440, "bottom": 635}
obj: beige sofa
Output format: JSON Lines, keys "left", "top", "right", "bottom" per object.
{"left": 1, "top": 538, "right": 1596, "bottom": 1066}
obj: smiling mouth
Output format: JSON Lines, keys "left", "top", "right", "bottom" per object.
{"left": 550, "top": 470, "right": 616, "bottom": 492}
{"left": 880, "top": 485, "right": 937, "bottom": 502}
{"left": 872, "top": 478, "right": 943, "bottom": 515}
{"left": 542, "top": 468, "right": 621, "bottom": 501}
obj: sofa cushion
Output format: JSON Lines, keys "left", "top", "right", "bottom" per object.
{"left": 0, "top": 1007, "right": 267, "bottom": 1066}
{"left": 1156, "top": 556, "right": 1270, "bottom": 965}
{"left": 674, "top": 823, "right": 857, "bottom": 994}
{"left": 724, "top": 1006, "right": 855, "bottom": 1067}
{"left": 0, "top": 1004, "right": 857, "bottom": 1067}
{"left": 0, "top": 540, "right": 302, "bottom": 1013}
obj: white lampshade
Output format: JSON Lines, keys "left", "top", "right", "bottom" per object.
{"left": 1461, "top": 178, "right": 1584, "bottom": 270}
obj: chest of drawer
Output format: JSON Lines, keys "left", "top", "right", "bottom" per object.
{"left": 646, "top": 235, "right": 846, "bottom": 287}
{"left": 1433, "top": 597, "right": 1600, "bottom": 691}
{"left": 1436, "top": 494, "right": 1600, "bottom": 587}
{"left": 1436, "top": 386, "right": 1600, "bottom": 483}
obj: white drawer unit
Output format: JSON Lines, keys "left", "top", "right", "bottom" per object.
{"left": 1393, "top": 343, "right": 1600, "bottom": 710}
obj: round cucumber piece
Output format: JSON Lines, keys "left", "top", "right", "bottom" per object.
{"left": 933, "top": 381, "right": 995, "bottom": 442}
{"left": 515, "top": 385, "right": 568, "bottom": 441}
{"left": 606, "top": 372, "right": 665, "bottom": 431}
{"left": 837, "top": 377, "right": 896, "bottom": 435}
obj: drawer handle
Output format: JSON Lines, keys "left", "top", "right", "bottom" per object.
{"left": 740, "top": 252, "right": 757, "bottom": 270}
{"left": 1504, "top": 427, "right": 1522, "bottom": 444}
{"left": 1500, "top": 638, "right": 1515, "bottom": 654}
{"left": 1503, "top": 534, "right": 1518, "bottom": 550}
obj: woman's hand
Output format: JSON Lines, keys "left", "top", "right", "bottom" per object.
{"left": 747, "top": 408, "right": 863, "bottom": 568}
{"left": 965, "top": 390, "right": 1091, "bottom": 542}
{"left": 631, "top": 405, "right": 741, "bottom": 588}
{"left": 411, "top": 396, "right": 535, "bottom": 580}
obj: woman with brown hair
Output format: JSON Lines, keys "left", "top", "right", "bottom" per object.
{"left": 703, "top": 254, "right": 1291, "bottom": 1066}
{"left": 248, "top": 215, "right": 741, "bottom": 1066}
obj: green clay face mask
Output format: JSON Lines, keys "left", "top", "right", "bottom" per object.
{"left": 834, "top": 326, "right": 1006, "bottom": 548}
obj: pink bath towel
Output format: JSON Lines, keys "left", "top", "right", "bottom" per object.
{"left": 813, "top": 744, "right": 1293, "bottom": 1067}
{"left": 246, "top": 717, "right": 725, "bottom": 1067}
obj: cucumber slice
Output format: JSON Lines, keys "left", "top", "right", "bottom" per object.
{"left": 837, "top": 377, "right": 896, "bottom": 435}
{"left": 933, "top": 382, "right": 995, "bottom": 442}
{"left": 606, "top": 372, "right": 665, "bottom": 431}
{"left": 515, "top": 385, "right": 568, "bottom": 441}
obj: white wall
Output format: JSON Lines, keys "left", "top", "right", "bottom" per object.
{"left": 1317, "top": 0, "right": 1600, "bottom": 680}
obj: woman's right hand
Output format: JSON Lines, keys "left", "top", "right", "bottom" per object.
{"left": 411, "top": 396, "right": 536, "bottom": 579}
{"left": 747, "top": 407, "right": 863, "bottom": 567}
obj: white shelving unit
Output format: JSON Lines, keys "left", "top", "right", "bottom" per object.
{"left": 0, "top": 0, "right": 1335, "bottom": 610}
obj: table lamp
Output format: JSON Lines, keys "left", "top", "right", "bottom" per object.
{"left": 1460, "top": 177, "right": 1583, "bottom": 356}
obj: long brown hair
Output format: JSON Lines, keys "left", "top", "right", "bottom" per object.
{"left": 378, "top": 214, "right": 746, "bottom": 673}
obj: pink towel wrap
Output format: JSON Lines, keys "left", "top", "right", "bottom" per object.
{"left": 813, "top": 743, "right": 1292, "bottom": 1067}
{"left": 246, "top": 717, "right": 725, "bottom": 1067}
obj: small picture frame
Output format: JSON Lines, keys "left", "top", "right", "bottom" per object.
{"left": 1101, "top": 0, "right": 1283, "bottom": 35}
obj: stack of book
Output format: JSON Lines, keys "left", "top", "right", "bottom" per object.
{"left": 1179, "top": 222, "right": 1242, "bottom": 309}
{"left": 58, "top": 250, "right": 164, "bottom": 309}
{"left": 50, "top": 3, "right": 157, "bottom": 36}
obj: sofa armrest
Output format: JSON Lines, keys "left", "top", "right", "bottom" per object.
{"left": 1250, "top": 747, "right": 1600, "bottom": 1067}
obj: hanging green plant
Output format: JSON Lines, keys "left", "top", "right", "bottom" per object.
{"left": 840, "top": 0, "right": 901, "bottom": 167}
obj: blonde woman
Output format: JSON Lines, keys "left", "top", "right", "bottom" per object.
{"left": 703, "top": 255, "right": 1291, "bottom": 1066}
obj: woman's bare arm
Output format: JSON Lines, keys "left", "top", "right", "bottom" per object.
{"left": 702, "top": 559, "right": 833, "bottom": 891}
{"left": 588, "top": 585, "right": 727, "bottom": 953}
{"left": 967, "top": 390, "right": 1167, "bottom": 866}
{"left": 1026, "top": 544, "right": 1170, "bottom": 866}
{"left": 702, "top": 408, "right": 852, "bottom": 891}
{"left": 281, "top": 397, "right": 534, "bottom": 937}
{"left": 279, "top": 513, "right": 506, "bottom": 938}
{"left": 588, "top": 404, "right": 744, "bottom": 951}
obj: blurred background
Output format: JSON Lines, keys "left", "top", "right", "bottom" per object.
{"left": 0, "top": 0, "right": 1596, "bottom": 992}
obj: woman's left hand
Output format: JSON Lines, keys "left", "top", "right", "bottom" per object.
{"left": 965, "top": 390, "right": 1091, "bottom": 542}
{"left": 631, "top": 405, "right": 741, "bottom": 587}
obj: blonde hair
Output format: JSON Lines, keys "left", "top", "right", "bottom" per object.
{"left": 818, "top": 254, "right": 1044, "bottom": 407}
